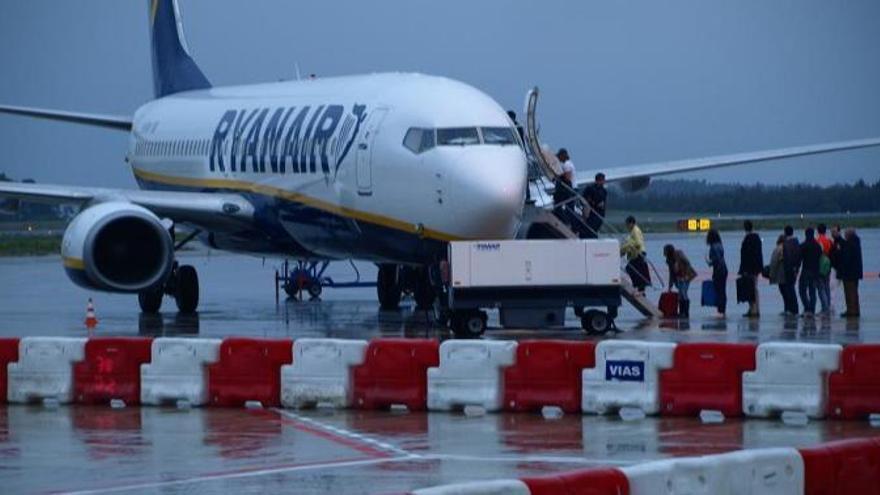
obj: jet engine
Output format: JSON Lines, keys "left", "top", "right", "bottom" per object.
{"left": 61, "top": 202, "right": 173, "bottom": 293}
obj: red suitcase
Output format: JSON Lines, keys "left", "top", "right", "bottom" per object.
{"left": 659, "top": 291, "right": 679, "bottom": 318}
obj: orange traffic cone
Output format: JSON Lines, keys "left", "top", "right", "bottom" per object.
{"left": 85, "top": 298, "right": 98, "bottom": 329}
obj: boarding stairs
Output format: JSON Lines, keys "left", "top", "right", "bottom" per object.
{"left": 518, "top": 87, "right": 663, "bottom": 319}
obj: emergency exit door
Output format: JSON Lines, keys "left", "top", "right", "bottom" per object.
{"left": 356, "top": 108, "right": 388, "bottom": 196}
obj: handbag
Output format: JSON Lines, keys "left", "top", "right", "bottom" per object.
{"left": 736, "top": 276, "right": 755, "bottom": 303}
{"left": 701, "top": 280, "right": 717, "bottom": 307}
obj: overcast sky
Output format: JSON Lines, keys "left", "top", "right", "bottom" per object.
{"left": 1, "top": 0, "right": 878, "bottom": 188}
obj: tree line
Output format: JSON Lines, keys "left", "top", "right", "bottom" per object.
{"left": 609, "top": 179, "right": 880, "bottom": 214}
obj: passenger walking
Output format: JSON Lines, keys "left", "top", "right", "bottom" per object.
{"left": 738, "top": 220, "right": 763, "bottom": 317}
{"left": 664, "top": 244, "right": 697, "bottom": 318}
{"left": 581, "top": 173, "right": 607, "bottom": 239}
{"left": 557, "top": 148, "right": 576, "bottom": 185}
{"left": 768, "top": 236, "right": 787, "bottom": 297}
{"left": 551, "top": 150, "right": 576, "bottom": 229}
{"left": 836, "top": 228, "right": 863, "bottom": 318}
{"left": 780, "top": 225, "right": 801, "bottom": 316}
{"left": 706, "top": 229, "right": 728, "bottom": 317}
{"left": 815, "top": 224, "right": 833, "bottom": 314}
{"left": 622, "top": 216, "right": 651, "bottom": 294}
{"left": 798, "top": 227, "right": 822, "bottom": 317}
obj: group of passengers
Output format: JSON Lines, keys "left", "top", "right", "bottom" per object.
{"left": 543, "top": 147, "right": 865, "bottom": 320}
{"left": 664, "top": 222, "right": 864, "bottom": 320}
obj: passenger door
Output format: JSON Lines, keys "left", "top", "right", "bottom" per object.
{"left": 356, "top": 108, "right": 389, "bottom": 196}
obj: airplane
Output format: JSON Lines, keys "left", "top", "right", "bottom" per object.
{"left": 1, "top": 0, "right": 878, "bottom": 315}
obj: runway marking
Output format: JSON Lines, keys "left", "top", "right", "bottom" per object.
{"left": 274, "top": 408, "right": 417, "bottom": 458}
{"left": 56, "top": 456, "right": 415, "bottom": 495}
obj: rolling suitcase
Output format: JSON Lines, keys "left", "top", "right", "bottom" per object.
{"left": 701, "top": 280, "right": 717, "bottom": 307}
{"left": 736, "top": 276, "right": 755, "bottom": 303}
{"left": 659, "top": 291, "right": 679, "bottom": 318}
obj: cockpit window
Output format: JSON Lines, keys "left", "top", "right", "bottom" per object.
{"left": 403, "top": 128, "right": 436, "bottom": 154}
{"left": 437, "top": 127, "right": 480, "bottom": 146}
{"left": 480, "top": 127, "right": 517, "bottom": 145}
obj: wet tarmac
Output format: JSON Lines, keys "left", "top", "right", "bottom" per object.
{"left": 3, "top": 405, "right": 880, "bottom": 494}
{"left": 0, "top": 230, "right": 877, "bottom": 493}
{"left": 0, "top": 230, "right": 876, "bottom": 343}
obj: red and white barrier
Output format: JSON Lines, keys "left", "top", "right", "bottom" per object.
{"left": 280, "top": 338, "right": 367, "bottom": 408}
{"left": 742, "top": 343, "right": 842, "bottom": 419}
{"left": 582, "top": 341, "right": 676, "bottom": 415}
{"left": 1, "top": 336, "right": 880, "bottom": 421}
{"left": 208, "top": 338, "right": 293, "bottom": 407}
{"left": 7, "top": 337, "right": 87, "bottom": 404}
{"left": 427, "top": 340, "right": 517, "bottom": 412}
{"left": 411, "top": 479, "right": 530, "bottom": 495}
{"left": 140, "top": 338, "right": 221, "bottom": 406}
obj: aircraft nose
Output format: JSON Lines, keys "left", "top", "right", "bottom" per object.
{"left": 453, "top": 148, "right": 527, "bottom": 239}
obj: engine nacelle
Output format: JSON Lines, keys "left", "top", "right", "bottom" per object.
{"left": 62, "top": 202, "right": 173, "bottom": 293}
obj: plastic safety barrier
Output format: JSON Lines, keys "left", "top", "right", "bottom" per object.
{"left": 582, "top": 341, "right": 676, "bottom": 415}
{"left": 410, "top": 479, "right": 531, "bottom": 495}
{"left": 351, "top": 338, "right": 439, "bottom": 411}
{"left": 503, "top": 340, "right": 596, "bottom": 413}
{"left": 0, "top": 338, "right": 19, "bottom": 403}
{"left": 800, "top": 438, "right": 880, "bottom": 495}
{"left": 140, "top": 338, "right": 221, "bottom": 406}
{"left": 742, "top": 343, "right": 842, "bottom": 419}
{"left": 659, "top": 343, "right": 756, "bottom": 417}
{"left": 827, "top": 344, "right": 880, "bottom": 420}
{"left": 7, "top": 337, "right": 87, "bottom": 404}
{"left": 73, "top": 337, "right": 153, "bottom": 405}
{"left": 280, "top": 338, "right": 367, "bottom": 409}
{"left": 621, "top": 447, "right": 804, "bottom": 495}
{"left": 427, "top": 340, "right": 517, "bottom": 412}
{"left": 523, "top": 467, "right": 630, "bottom": 495}
{"left": 208, "top": 338, "right": 293, "bottom": 407}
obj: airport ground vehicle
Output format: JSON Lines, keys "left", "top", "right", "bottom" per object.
{"left": 441, "top": 239, "right": 622, "bottom": 338}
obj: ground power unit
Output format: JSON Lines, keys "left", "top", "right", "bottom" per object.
{"left": 444, "top": 239, "right": 622, "bottom": 337}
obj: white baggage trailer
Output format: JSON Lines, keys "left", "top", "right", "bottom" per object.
{"left": 443, "top": 239, "right": 622, "bottom": 337}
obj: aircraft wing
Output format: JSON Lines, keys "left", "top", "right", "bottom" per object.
{"left": 0, "top": 104, "right": 132, "bottom": 131}
{"left": 0, "top": 181, "right": 255, "bottom": 231}
{"left": 575, "top": 137, "right": 880, "bottom": 190}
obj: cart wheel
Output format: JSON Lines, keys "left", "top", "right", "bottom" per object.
{"left": 307, "top": 282, "right": 323, "bottom": 299}
{"left": 581, "top": 309, "right": 610, "bottom": 335}
{"left": 453, "top": 310, "right": 487, "bottom": 338}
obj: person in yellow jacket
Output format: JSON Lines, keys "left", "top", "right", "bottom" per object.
{"left": 622, "top": 216, "right": 651, "bottom": 294}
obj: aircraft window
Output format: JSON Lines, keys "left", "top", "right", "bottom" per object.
{"left": 437, "top": 127, "right": 480, "bottom": 146}
{"left": 481, "top": 127, "right": 517, "bottom": 146}
{"left": 403, "top": 128, "right": 437, "bottom": 154}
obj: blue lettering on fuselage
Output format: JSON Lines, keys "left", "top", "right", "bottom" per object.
{"left": 209, "top": 104, "right": 367, "bottom": 177}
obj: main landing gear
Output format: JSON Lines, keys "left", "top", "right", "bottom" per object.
{"left": 137, "top": 261, "right": 200, "bottom": 314}
{"left": 137, "top": 226, "right": 201, "bottom": 314}
{"left": 377, "top": 264, "right": 436, "bottom": 311}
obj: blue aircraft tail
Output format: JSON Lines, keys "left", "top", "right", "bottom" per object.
{"left": 149, "top": 0, "right": 211, "bottom": 98}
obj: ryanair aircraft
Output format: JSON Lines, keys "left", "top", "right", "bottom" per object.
{"left": 1, "top": 0, "right": 878, "bottom": 314}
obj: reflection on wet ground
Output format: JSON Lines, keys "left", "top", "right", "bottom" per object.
{"left": 0, "top": 253, "right": 876, "bottom": 344}
{"left": 3, "top": 405, "right": 880, "bottom": 494}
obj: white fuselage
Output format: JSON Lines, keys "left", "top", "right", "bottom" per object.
{"left": 127, "top": 73, "right": 528, "bottom": 263}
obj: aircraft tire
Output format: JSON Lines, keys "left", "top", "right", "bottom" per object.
{"left": 377, "top": 264, "right": 401, "bottom": 310}
{"left": 174, "top": 265, "right": 200, "bottom": 314}
{"left": 138, "top": 288, "right": 163, "bottom": 314}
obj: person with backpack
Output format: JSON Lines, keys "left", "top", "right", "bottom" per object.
{"left": 622, "top": 216, "right": 650, "bottom": 294}
{"left": 738, "top": 220, "right": 763, "bottom": 317}
{"left": 798, "top": 227, "right": 822, "bottom": 317}
{"left": 768, "top": 235, "right": 787, "bottom": 290}
{"left": 664, "top": 244, "right": 697, "bottom": 318}
{"left": 815, "top": 224, "right": 833, "bottom": 314}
